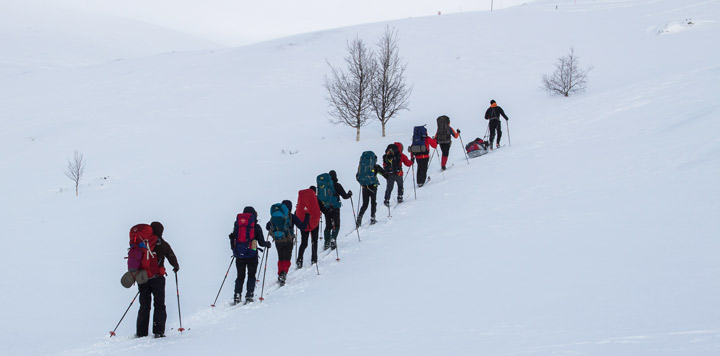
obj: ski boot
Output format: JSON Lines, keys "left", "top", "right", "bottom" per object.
{"left": 233, "top": 293, "right": 242, "bottom": 305}
{"left": 356, "top": 215, "right": 363, "bottom": 228}
{"left": 244, "top": 294, "right": 254, "bottom": 305}
{"left": 370, "top": 216, "right": 377, "bottom": 225}
{"left": 296, "top": 257, "right": 303, "bottom": 269}
{"left": 323, "top": 241, "right": 330, "bottom": 251}
{"left": 496, "top": 143, "right": 500, "bottom": 148}
{"left": 330, "top": 239, "right": 337, "bottom": 250}
{"left": 154, "top": 333, "right": 166, "bottom": 338}
{"left": 397, "top": 196, "right": 403, "bottom": 203}
{"left": 383, "top": 200, "right": 390, "bottom": 207}
{"left": 278, "top": 271, "right": 287, "bottom": 286}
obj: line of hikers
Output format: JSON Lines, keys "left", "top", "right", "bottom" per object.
{"left": 119, "top": 100, "right": 509, "bottom": 338}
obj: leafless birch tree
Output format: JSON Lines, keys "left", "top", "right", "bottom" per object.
{"left": 542, "top": 47, "right": 592, "bottom": 97}
{"left": 371, "top": 26, "right": 411, "bottom": 137}
{"left": 64, "top": 150, "right": 86, "bottom": 196}
{"left": 324, "top": 37, "right": 376, "bottom": 141}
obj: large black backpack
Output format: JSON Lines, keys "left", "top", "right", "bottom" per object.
{"left": 383, "top": 144, "right": 402, "bottom": 175}
{"left": 435, "top": 115, "right": 451, "bottom": 144}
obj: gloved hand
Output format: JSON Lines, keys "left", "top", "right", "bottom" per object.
{"left": 264, "top": 241, "right": 272, "bottom": 248}
{"left": 173, "top": 266, "right": 179, "bottom": 273}
{"left": 348, "top": 190, "right": 353, "bottom": 197}
{"left": 505, "top": 118, "right": 509, "bottom": 121}
{"left": 457, "top": 129, "right": 461, "bottom": 134}
{"left": 411, "top": 156, "right": 416, "bottom": 163}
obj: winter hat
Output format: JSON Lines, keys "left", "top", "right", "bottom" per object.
{"left": 282, "top": 200, "right": 293, "bottom": 211}
{"left": 243, "top": 206, "right": 257, "bottom": 218}
{"left": 150, "top": 221, "right": 164, "bottom": 238}
{"left": 329, "top": 170, "right": 338, "bottom": 182}
{"left": 490, "top": 99, "right": 496, "bottom": 104}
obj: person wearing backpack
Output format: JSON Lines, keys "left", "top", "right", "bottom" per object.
{"left": 229, "top": 206, "right": 271, "bottom": 305}
{"left": 434, "top": 115, "right": 460, "bottom": 171}
{"left": 135, "top": 221, "right": 179, "bottom": 338}
{"left": 484, "top": 99, "right": 509, "bottom": 149}
{"left": 316, "top": 170, "right": 352, "bottom": 250}
{"left": 382, "top": 142, "right": 413, "bottom": 207}
{"left": 355, "top": 151, "right": 386, "bottom": 226}
{"left": 408, "top": 126, "right": 437, "bottom": 187}
{"left": 266, "top": 200, "right": 309, "bottom": 286}
{"left": 295, "top": 187, "right": 322, "bottom": 268}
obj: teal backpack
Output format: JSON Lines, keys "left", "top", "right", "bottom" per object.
{"left": 269, "top": 203, "right": 293, "bottom": 242}
{"left": 356, "top": 151, "right": 378, "bottom": 187}
{"left": 317, "top": 173, "right": 341, "bottom": 209}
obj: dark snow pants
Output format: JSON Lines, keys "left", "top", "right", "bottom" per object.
{"left": 323, "top": 208, "right": 341, "bottom": 244}
{"left": 488, "top": 119, "right": 502, "bottom": 145}
{"left": 235, "top": 257, "right": 258, "bottom": 298}
{"left": 384, "top": 174, "right": 404, "bottom": 201}
{"left": 298, "top": 227, "right": 319, "bottom": 264}
{"left": 136, "top": 276, "right": 166, "bottom": 337}
{"left": 416, "top": 157, "right": 429, "bottom": 185}
{"left": 358, "top": 185, "right": 377, "bottom": 219}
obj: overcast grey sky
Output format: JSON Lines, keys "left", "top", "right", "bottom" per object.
{"left": 52, "top": 0, "right": 525, "bottom": 45}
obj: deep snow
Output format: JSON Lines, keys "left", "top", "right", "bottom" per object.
{"left": 1, "top": 1, "right": 719, "bottom": 355}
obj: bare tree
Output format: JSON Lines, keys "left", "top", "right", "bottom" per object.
{"left": 371, "top": 26, "right": 412, "bottom": 137}
{"left": 542, "top": 47, "right": 592, "bottom": 97}
{"left": 324, "top": 36, "right": 376, "bottom": 141}
{"left": 64, "top": 150, "right": 86, "bottom": 196}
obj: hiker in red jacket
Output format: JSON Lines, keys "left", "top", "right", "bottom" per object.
{"left": 410, "top": 136, "right": 437, "bottom": 187}
{"left": 382, "top": 142, "right": 413, "bottom": 206}
{"left": 433, "top": 115, "right": 460, "bottom": 171}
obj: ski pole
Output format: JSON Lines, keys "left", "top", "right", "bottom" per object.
{"left": 255, "top": 247, "right": 265, "bottom": 282}
{"left": 109, "top": 290, "right": 140, "bottom": 337}
{"left": 506, "top": 120, "right": 511, "bottom": 146}
{"left": 294, "top": 227, "right": 298, "bottom": 262}
{"left": 259, "top": 234, "right": 271, "bottom": 301}
{"left": 174, "top": 272, "right": 185, "bottom": 332}
{"left": 428, "top": 147, "right": 437, "bottom": 166}
{"left": 458, "top": 133, "right": 470, "bottom": 164}
{"left": 483, "top": 122, "right": 490, "bottom": 141}
{"left": 411, "top": 163, "right": 417, "bottom": 200}
{"left": 403, "top": 164, "right": 412, "bottom": 183}
{"left": 349, "top": 195, "right": 361, "bottom": 242}
{"left": 211, "top": 256, "right": 235, "bottom": 307}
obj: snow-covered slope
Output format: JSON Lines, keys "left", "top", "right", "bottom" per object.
{"left": 1, "top": 1, "right": 719, "bottom": 355}
{"left": 0, "top": 1, "right": 220, "bottom": 76}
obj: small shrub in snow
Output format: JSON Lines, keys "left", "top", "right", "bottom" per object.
{"left": 64, "top": 150, "right": 86, "bottom": 196}
{"left": 541, "top": 47, "right": 592, "bottom": 97}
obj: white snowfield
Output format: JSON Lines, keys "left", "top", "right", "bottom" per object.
{"left": 1, "top": 0, "right": 719, "bottom": 355}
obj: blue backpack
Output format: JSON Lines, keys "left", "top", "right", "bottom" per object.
{"left": 408, "top": 126, "right": 428, "bottom": 153}
{"left": 356, "top": 151, "right": 378, "bottom": 187}
{"left": 232, "top": 213, "right": 257, "bottom": 258}
{"left": 317, "top": 173, "right": 341, "bottom": 209}
{"left": 269, "top": 203, "right": 293, "bottom": 242}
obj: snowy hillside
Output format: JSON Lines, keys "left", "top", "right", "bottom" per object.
{"left": 0, "top": 1, "right": 219, "bottom": 76}
{"left": 1, "top": 0, "right": 719, "bottom": 355}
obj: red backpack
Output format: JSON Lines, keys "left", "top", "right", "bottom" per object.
{"left": 127, "top": 224, "right": 162, "bottom": 279}
{"left": 296, "top": 188, "right": 321, "bottom": 231}
{"left": 233, "top": 213, "right": 258, "bottom": 258}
